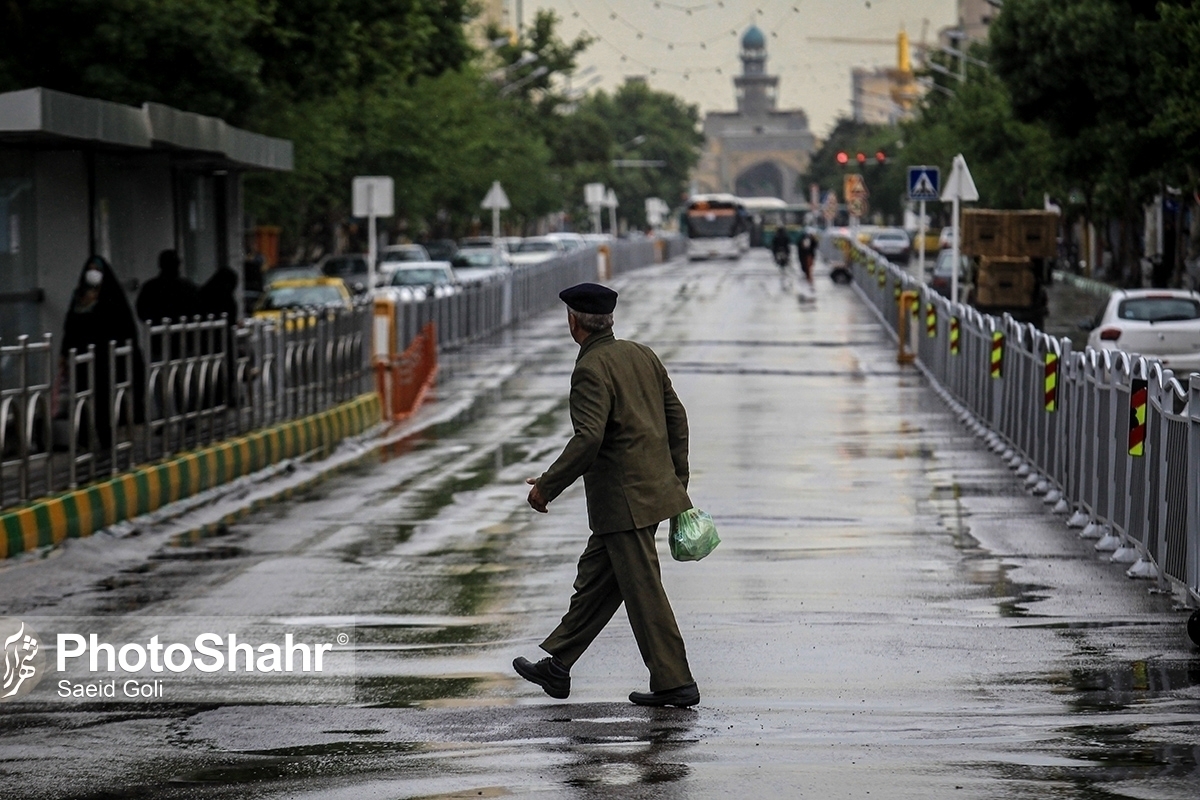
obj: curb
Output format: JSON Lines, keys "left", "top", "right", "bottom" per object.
{"left": 1052, "top": 270, "right": 1115, "bottom": 299}
{"left": 0, "top": 393, "right": 381, "bottom": 559}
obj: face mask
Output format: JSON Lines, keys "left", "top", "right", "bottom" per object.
{"left": 85, "top": 269, "right": 103, "bottom": 287}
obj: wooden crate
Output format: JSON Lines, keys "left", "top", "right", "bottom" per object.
{"left": 1006, "top": 211, "right": 1058, "bottom": 259}
{"left": 960, "top": 210, "right": 1008, "bottom": 257}
{"left": 974, "top": 257, "right": 1035, "bottom": 307}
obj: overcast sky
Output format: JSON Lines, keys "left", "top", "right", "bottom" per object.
{"left": 529, "top": 0, "right": 958, "bottom": 138}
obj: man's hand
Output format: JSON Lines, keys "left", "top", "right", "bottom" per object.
{"left": 526, "top": 477, "right": 548, "bottom": 513}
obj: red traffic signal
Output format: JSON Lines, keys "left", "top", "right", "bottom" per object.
{"left": 875, "top": 150, "right": 887, "bottom": 163}
{"left": 836, "top": 151, "right": 849, "bottom": 165}
{"left": 856, "top": 152, "right": 867, "bottom": 164}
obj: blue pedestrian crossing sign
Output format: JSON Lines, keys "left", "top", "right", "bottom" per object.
{"left": 907, "top": 166, "right": 941, "bottom": 201}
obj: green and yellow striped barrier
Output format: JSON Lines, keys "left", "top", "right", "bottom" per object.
{"left": 1, "top": 393, "right": 380, "bottom": 559}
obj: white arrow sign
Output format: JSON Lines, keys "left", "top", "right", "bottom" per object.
{"left": 481, "top": 181, "right": 511, "bottom": 210}
{"left": 940, "top": 154, "right": 979, "bottom": 202}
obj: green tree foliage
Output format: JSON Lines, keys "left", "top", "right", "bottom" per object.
{"left": 0, "top": 0, "right": 266, "bottom": 121}
{"left": 0, "top": 2, "right": 704, "bottom": 251}
{"left": 1147, "top": 2, "right": 1200, "bottom": 188}
{"left": 563, "top": 80, "right": 704, "bottom": 230}
{"left": 901, "top": 65, "right": 1059, "bottom": 212}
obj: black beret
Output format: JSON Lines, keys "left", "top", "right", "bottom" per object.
{"left": 559, "top": 282, "right": 618, "bottom": 314}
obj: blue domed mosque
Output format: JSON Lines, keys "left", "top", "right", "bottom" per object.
{"left": 691, "top": 25, "right": 816, "bottom": 203}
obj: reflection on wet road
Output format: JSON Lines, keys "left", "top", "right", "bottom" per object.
{"left": 0, "top": 252, "right": 1197, "bottom": 799}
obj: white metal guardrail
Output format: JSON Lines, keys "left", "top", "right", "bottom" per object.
{"left": 846, "top": 239, "right": 1200, "bottom": 619}
{"left": 388, "top": 238, "right": 683, "bottom": 351}
{"left": 0, "top": 307, "right": 372, "bottom": 509}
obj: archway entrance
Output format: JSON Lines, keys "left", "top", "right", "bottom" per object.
{"left": 735, "top": 161, "right": 783, "bottom": 198}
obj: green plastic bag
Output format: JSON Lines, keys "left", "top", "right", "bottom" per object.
{"left": 669, "top": 508, "right": 720, "bottom": 562}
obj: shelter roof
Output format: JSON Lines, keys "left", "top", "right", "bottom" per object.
{"left": 0, "top": 87, "right": 292, "bottom": 171}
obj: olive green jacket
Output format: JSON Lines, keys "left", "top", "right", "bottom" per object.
{"left": 537, "top": 330, "right": 692, "bottom": 534}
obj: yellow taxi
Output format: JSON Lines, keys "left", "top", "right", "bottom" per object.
{"left": 252, "top": 277, "right": 353, "bottom": 330}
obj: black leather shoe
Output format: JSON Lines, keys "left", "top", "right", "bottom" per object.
{"left": 513, "top": 656, "right": 570, "bottom": 699}
{"left": 629, "top": 682, "right": 700, "bottom": 708}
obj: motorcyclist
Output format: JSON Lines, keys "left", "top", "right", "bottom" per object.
{"left": 771, "top": 226, "right": 791, "bottom": 268}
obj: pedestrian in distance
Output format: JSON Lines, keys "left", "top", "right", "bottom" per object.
{"left": 771, "top": 225, "right": 791, "bottom": 269}
{"left": 515, "top": 282, "right": 701, "bottom": 709}
{"left": 798, "top": 230, "right": 818, "bottom": 287}
{"left": 59, "top": 255, "right": 144, "bottom": 448}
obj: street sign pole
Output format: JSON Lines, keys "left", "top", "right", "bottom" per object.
{"left": 950, "top": 193, "right": 960, "bottom": 302}
{"left": 940, "top": 155, "right": 978, "bottom": 304}
{"left": 907, "top": 166, "right": 940, "bottom": 279}
{"left": 918, "top": 199, "right": 927, "bottom": 275}
{"left": 367, "top": 184, "right": 377, "bottom": 293}
{"left": 353, "top": 176, "right": 395, "bottom": 294}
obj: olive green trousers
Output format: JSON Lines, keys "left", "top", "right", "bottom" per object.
{"left": 540, "top": 523, "right": 694, "bottom": 692}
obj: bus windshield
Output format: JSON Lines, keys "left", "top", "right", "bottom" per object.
{"left": 686, "top": 211, "right": 737, "bottom": 238}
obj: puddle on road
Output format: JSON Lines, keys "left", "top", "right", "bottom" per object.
{"left": 355, "top": 675, "right": 486, "bottom": 708}
{"left": 1049, "top": 658, "right": 1200, "bottom": 712}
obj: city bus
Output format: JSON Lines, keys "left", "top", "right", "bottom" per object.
{"left": 683, "top": 194, "right": 750, "bottom": 260}
{"left": 757, "top": 203, "right": 814, "bottom": 246}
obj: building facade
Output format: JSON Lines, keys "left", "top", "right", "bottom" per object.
{"left": 691, "top": 26, "right": 815, "bottom": 204}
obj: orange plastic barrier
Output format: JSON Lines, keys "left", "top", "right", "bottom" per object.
{"left": 374, "top": 322, "right": 438, "bottom": 423}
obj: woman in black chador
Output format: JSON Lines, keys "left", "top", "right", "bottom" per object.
{"left": 60, "top": 256, "right": 144, "bottom": 448}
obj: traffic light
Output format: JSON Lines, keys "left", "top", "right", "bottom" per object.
{"left": 836, "top": 151, "right": 849, "bottom": 165}
{"left": 856, "top": 152, "right": 867, "bottom": 165}
{"left": 875, "top": 150, "right": 887, "bottom": 164}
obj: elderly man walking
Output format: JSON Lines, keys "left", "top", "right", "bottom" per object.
{"left": 514, "top": 282, "right": 700, "bottom": 708}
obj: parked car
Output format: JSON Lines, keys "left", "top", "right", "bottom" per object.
{"left": 928, "top": 250, "right": 970, "bottom": 298}
{"left": 423, "top": 239, "right": 458, "bottom": 262}
{"left": 460, "top": 236, "right": 504, "bottom": 250}
{"left": 545, "top": 232, "right": 587, "bottom": 252}
{"left": 869, "top": 228, "right": 911, "bottom": 262}
{"left": 264, "top": 264, "right": 321, "bottom": 286}
{"left": 509, "top": 237, "right": 566, "bottom": 265}
{"left": 378, "top": 244, "right": 437, "bottom": 285}
{"left": 253, "top": 278, "right": 353, "bottom": 326}
{"left": 318, "top": 254, "right": 371, "bottom": 295}
{"left": 379, "top": 244, "right": 430, "bottom": 264}
{"left": 1086, "top": 289, "right": 1200, "bottom": 374}
{"left": 382, "top": 263, "right": 460, "bottom": 302}
{"left": 452, "top": 246, "right": 512, "bottom": 283}
{"left": 938, "top": 227, "right": 957, "bottom": 250}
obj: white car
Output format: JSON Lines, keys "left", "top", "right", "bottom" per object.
{"left": 1087, "top": 289, "right": 1200, "bottom": 374}
{"left": 451, "top": 246, "right": 512, "bottom": 283}
{"left": 545, "top": 232, "right": 587, "bottom": 251}
{"left": 380, "top": 263, "right": 460, "bottom": 302}
{"left": 510, "top": 237, "right": 567, "bottom": 265}
{"left": 938, "top": 227, "right": 957, "bottom": 250}
{"left": 869, "top": 228, "right": 911, "bottom": 262}
{"left": 377, "top": 244, "right": 433, "bottom": 285}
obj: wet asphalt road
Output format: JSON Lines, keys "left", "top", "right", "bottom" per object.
{"left": 1, "top": 252, "right": 1198, "bottom": 799}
